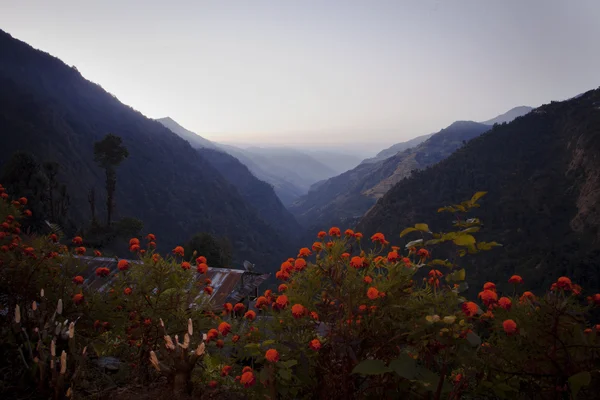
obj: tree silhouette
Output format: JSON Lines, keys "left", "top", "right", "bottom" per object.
{"left": 94, "top": 134, "right": 129, "bottom": 226}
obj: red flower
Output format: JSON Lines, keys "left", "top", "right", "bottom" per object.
{"left": 310, "top": 311, "right": 319, "bottom": 320}
{"left": 72, "top": 276, "right": 84, "bottom": 285}
{"left": 234, "top": 303, "right": 246, "bottom": 313}
{"left": 221, "top": 365, "right": 232, "bottom": 376}
{"left": 519, "top": 291, "right": 535, "bottom": 303}
{"left": 124, "top": 287, "right": 132, "bottom": 295}
{"left": 354, "top": 232, "right": 363, "bottom": 240}
{"left": 204, "top": 286, "right": 213, "bottom": 295}
{"left": 294, "top": 258, "right": 307, "bottom": 271}
{"left": 147, "top": 241, "right": 156, "bottom": 248}
{"left": 49, "top": 233, "right": 58, "bottom": 243}
{"left": 370, "top": 232, "right": 386, "bottom": 244}
{"left": 172, "top": 246, "right": 184, "bottom": 257}
{"left": 483, "top": 282, "right": 496, "bottom": 292}
{"left": 387, "top": 251, "right": 400, "bottom": 262}
{"left": 265, "top": 349, "right": 279, "bottom": 363}
{"left": 240, "top": 371, "right": 256, "bottom": 388}
{"left": 208, "top": 380, "right": 218, "bottom": 388}
{"left": 363, "top": 276, "right": 373, "bottom": 284}
{"left": 309, "top": 339, "right": 322, "bottom": 351}
{"left": 317, "top": 231, "right": 327, "bottom": 239}
{"left": 94, "top": 250, "right": 102, "bottom": 257}
{"left": 218, "top": 322, "right": 231, "bottom": 336}
{"left": 18, "top": 197, "right": 28, "bottom": 205}
{"left": 244, "top": 310, "right": 256, "bottom": 320}
{"left": 328, "top": 227, "right": 341, "bottom": 237}
{"left": 95, "top": 267, "right": 110, "bottom": 277}
{"left": 502, "top": 319, "right": 517, "bottom": 335}
{"left": 417, "top": 248, "right": 430, "bottom": 259}
{"left": 196, "top": 256, "right": 207, "bottom": 265}
{"left": 197, "top": 263, "right": 208, "bottom": 274}
{"left": 297, "top": 247, "right": 311, "bottom": 257}
{"left": 278, "top": 284, "right": 288, "bottom": 292}
{"left": 181, "top": 261, "right": 191, "bottom": 270}
{"left": 508, "top": 275, "right": 523, "bottom": 284}
{"left": 367, "top": 287, "right": 380, "bottom": 300}
{"left": 129, "top": 238, "right": 140, "bottom": 246}
{"left": 276, "top": 295, "right": 289, "bottom": 308}
{"left": 72, "top": 236, "right": 83, "bottom": 245}
{"left": 129, "top": 244, "right": 140, "bottom": 252}
{"left": 312, "top": 242, "right": 323, "bottom": 252}
{"left": 216, "top": 339, "right": 224, "bottom": 348}
{"left": 146, "top": 233, "right": 156, "bottom": 241}
{"left": 75, "top": 246, "right": 86, "bottom": 255}
{"left": 344, "top": 229, "right": 355, "bottom": 237}
{"left": 478, "top": 289, "right": 498, "bottom": 306}
{"left": 118, "top": 259, "right": 130, "bottom": 271}
{"left": 291, "top": 304, "right": 306, "bottom": 318}
{"left": 232, "top": 335, "right": 240, "bottom": 343}
{"left": 23, "top": 209, "right": 32, "bottom": 217}
{"left": 206, "top": 329, "right": 219, "bottom": 342}
{"left": 462, "top": 301, "right": 479, "bottom": 317}
{"left": 498, "top": 297, "right": 512, "bottom": 310}
{"left": 255, "top": 296, "right": 269, "bottom": 308}
{"left": 73, "top": 293, "right": 84, "bottom": 305}
{"left": 556, "top": 276, "right": 572, "bottom": 291}
{"left": 350, "top": 256, "right": 366, "bottom": 269}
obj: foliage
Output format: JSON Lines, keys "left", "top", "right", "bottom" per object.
{"left": 2, "top": 188, "right": 600, "bottom": 399}
{"left": 185, "top": 232, "right": 233, "bottom": 269}
{"left": 94, "top": 134, "right": 129, "bottom": 227}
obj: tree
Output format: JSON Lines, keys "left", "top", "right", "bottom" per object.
{"left": 184, "top": 232, "right": 233, "bottom": 269}
{"left": 94, "top": 134, "right": 129, "bottom": 226}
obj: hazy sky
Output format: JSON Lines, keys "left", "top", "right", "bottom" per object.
{"left": 2, "top": 0, "right": 600, "bottom": 150}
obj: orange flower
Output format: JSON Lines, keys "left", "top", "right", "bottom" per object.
{"left": 309, "top": 339, "right": 322, "bottom": 351}
{"left": 462, "top": 301, "right": 478, "bottom": 317}
{"left": 72, "top": 276, "right": 84, "bottom": 285}
{"left": 312, "top": 242, "right": 323, "bottom": 252}
{"left": 329, "top": 227, "right": 341, "bottom": 237}
{"left": 206, "top": 329, "right": 219, "bottom": 341}
{"left": 129, "top": 238, "right": 140, "bottom": 246}
{"left": 344, "top": 229, "right": 355, "bottom": 237}
{"left": 117, "top": 259, "right": 130, "bottom": 271}
{"left": 255, "top": 296, "right": 269, "bottom": 308}
{"left": 350, "top": 256, "right": 366, "bottom": 269}
{"left": 204, "top": 286, "right": 213, "bottom": 295}
{"left": 520, "top": 291, "right": 535, "bottom": 302}
{"left": 370, "top": 232, "right": 386, "bottom": 244}
{"left": 291, "top": 304, "right": 306, "bottom": 318}
{"left": 502, "top": 319, "right": 517, "bottom": 335}
{"left": 234, "top": 303, "right": 246, "bottom": 313}
{"left": 265, "top": 349, "right": 279, "bottom": 363}
{"left": 49, "top": 233, "right": 58, "bottom": 243}
{"left": 317, "top": 231, "right": 327, "bottom": 239}
{"left": 387, "top": 251, "right": 400, "bottom": 262}
{"left": 216, "top": 339, "right": 224, "bottom": 348}
{"left": 297, "top": 247, "right": 311, "bottom": 257}
{"left": 18, "top": 197, "right": 27, "bottom": 205}
{"left": 208, "top": 380, "right": 218, "bottom": 388}
{"left": 294, "top": 258, "right": 307, "bottom": 271}
{"left": 310, "top": 311, "right": 319, "bottom": 320}
{"left": 73, "top": 293, "right": 84, "bottom": 305}
{"left": 242, "top": 366, "right": 252, "bottom": 374}
{"left": 197, "top": 263, "right": 208, "bottom": 274}
{"left": 181, "top": 261, "right": 191, "bottom": 270}
{"left": 363, "top": 276, "right": 373, "bottom": 284}
{"left": 367, "top": 287, "right": 380, "bottom": 300}
{"left": 152, "top": 254, "right": 161, "bottom": 263}
{"left": 124, "top": 287, "right": 132, "bottom": 295}
{"left": 478, "top": 289, "right": 498, "bottom": 306}
{"left": 146, "top": 233, "right": 156, "bottom": 241}
{"left": 72, "top": 236, "right": 83, "bottom": 245}
{"left": 508, "top": 275, "right": 523, "bottom": 284}
{"left": 218, "top": 322, "right": 231, "bottom": 336}
{"left": 498, "top": 297, "right": 512, "bottom": 310}
{"left": 95, "top": 267, "right": 110, "bottom": 277}
{"left": 276, "top": 295, "right": 289, "bottom": 308}
{"left": 278, "top": 284, "right": 288, "bottom": 292}
{"left": 196, "top": 256, "right": 207, "bottom": 265}
{"left": 94, "top": 250, "right": 102, "bottom": 257}
{"left": 280, "top": 261, "right": 293, "bottom": 273}
{"left": 129, "top": 244, "right": 140, "bottom": 252}
{"left": 232, "top": 334, "right": 240, "bottom": 343}
{"left": 205, "top": 278, "right": 212, "bottom": 285}
{"left": 556, "top": 276, "right": 572, "bottom": 291}
{"left": 172, "top": 246, "right": 184, "bottom": 257}
{"left": 354, "top": 232, "right": 363, "bottom": 240}
{"left": 223, "top": 303, "right": 233, "bottom": 314}
{"left": 341, "top": 252, "right": 350, "bottom": 259}
{"left": 417, "top": 248, "right": 430, "bottom": 259}
{"left": 221, "top": 365, "right": 232, "bottom": 376}
{"left": 23, "top": 209, "right": 32, "bottom": 217}
{"left": 240, "top": 371, "right": 256, "bottom": 388}
{"left": 483, "top": 282, "right": 496, "bottom": 292}
{"left": 591, "top": 293, "right": 600, "bottom": 305}
{"left": 358, "top": 305, "right": 367, "bottom": 313}
{"left": 75, "top": 246, "right": 86, "bottom": 255}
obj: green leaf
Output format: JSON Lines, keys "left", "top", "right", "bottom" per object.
{"left": 400, "top": 227, "right": 418, "bottom": 237}
{"left": 453, "top": 234, "right": 476, "bottom": 246}
{"left": 278, "top": 368, "right": 292, "bottom": 381}
{"left": 470, "top": 191, "right": 487, "bottom": 204}
{"left": 244, "top": 343, "right": 260, "bottom": 349}
{"left": 351, "top": 359, "right": 391, "bottom": 375}
{"left": 466, "top": 331, "right": 481, "bottom": 347}
{"left": 281, "top": 359, "right": 298, "bottom": 368}
{"left": 460, "top": 227, "right": 480, "bottom": 234}
{"left": 455, "top": 281, "right": 469, "bottom": 293}
{"left": 569, "top": 371, "right": 591, "bottom": 398}
{"left": 261, "top": 340, "right": 275, "bottom": 346}
{"left": 446, "top": 268, "right": 466, "bottom": 282}
{"left": 389, "top": 354, "right": 416, "bottom": 380}
{"left": 414, "top": 223, "right": 430, "bottom": 232}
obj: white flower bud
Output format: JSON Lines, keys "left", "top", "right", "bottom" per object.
{"left": 14, "top": 305, "right": 21, "bottom": 324}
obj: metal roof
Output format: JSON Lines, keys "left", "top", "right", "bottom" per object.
{"left": 71, "top": 256, "right": 270, "bottom": 309}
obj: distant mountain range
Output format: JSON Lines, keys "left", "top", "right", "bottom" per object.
{"left": 156, "top": 117, "right": 362, "bottom": 205}
{"left": 358, "top": 89, "right": 600, "bottom": 292}
{"left": 289, "top": 106, "right": 533, "bottom": 236}
{"left": 0, "top": 29, "right": 295, "bottom": 271}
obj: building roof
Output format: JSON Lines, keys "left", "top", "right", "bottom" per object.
{"left": 72, "top": 256, "right": 270, "bottom": 309}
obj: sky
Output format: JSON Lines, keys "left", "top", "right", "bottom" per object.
{"left": 2, "top": 0, "right": 600, "bottom": 152}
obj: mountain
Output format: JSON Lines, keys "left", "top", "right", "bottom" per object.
{"left": 358, "top": 89, "right": 600, "bottom": 292}
{"left": 297, "top": 149, "right": 362, "bottom": 175}
{"left": 361, "top": 133, "right": 433, "bottom": 164}
{"left": 289, "top": 120, "right": 492, "bottom": 234}
{"left": 0, "top": 29, "right": 292, "bottom": 271}
{"left": 196, "top": 147, "right": 301, "bottom": 238}
{"left": 480, "top": 106, "right": 533, "bottom": 125}
{"left": 156, "top": 117, "right": 217, "bottom": 149}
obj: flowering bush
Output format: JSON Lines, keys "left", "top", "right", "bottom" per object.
{"left": 2, "top": 186, "right": 599, "bottom": 399}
